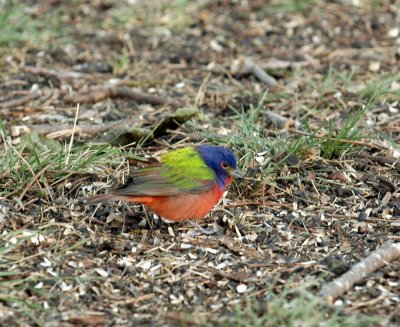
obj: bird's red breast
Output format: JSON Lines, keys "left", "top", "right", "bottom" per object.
{"left": 136, "top": 181, "right": 230, "bottom": 221}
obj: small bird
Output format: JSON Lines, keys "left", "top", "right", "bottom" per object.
{"left": 86, "top": 145, "right": 244, "bottom": 221}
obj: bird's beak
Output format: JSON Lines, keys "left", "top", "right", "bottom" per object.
{"left": 230, "top": 167, "right": 245, "bottom": 179}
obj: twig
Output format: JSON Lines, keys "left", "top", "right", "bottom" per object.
{"left": 327, "top": 46, "right": 398, "bottom": 59}
{"left": 231, "top": 57, "right": 278, "bottom": 87}
{"left": 65, "top": 103, "right": 80, "bottom": 165}
{"left": 224, "top": 201, "right": 293, "bottom": 209}
{"left": 24, "top": 66, "right": 86, "bottom": 79}
{"left": 165, "top": 312, "right": 199, "bottom": 326}
{"left": 10, "top": 119, "right": 137, "bottom": 138}
{"left": 363, "top": 154, "right": 400, "bottom": 169}
{"left": 63, "top": 86, "right": 180, "bottom": 107}
{"left": 1, "top": 91, "right": 41, "bottom": 109}
{"left": 10, "top": 108, "right": 198, "bottom": 145}
{"left": 265, "top": 111, "right": 298, "bottom": 129}
{"left": 262, "top": 58, "right": 314, "bottom": 69}
{"left": 319, "top": 241, "right": 400, "bottom": 303}
{"left": 288, "top": 129, "right": 380, "bottom": 149}
{"left": 194, "top": 72, "right": 211, "bottom": 107}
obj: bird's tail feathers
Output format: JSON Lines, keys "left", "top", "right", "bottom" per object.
{"left": 85, "top": 193, "right": 129, "bottom": 204}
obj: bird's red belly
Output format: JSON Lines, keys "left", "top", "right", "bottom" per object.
{"left": 134, "top": 184, "right": 225, "bottom": 221}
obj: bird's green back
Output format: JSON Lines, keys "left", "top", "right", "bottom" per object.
{"left": 113, "top": 147, "right": 216, "bottom": 197}
{"left": 161, "top": 147, "right": 215, "bottom": 190}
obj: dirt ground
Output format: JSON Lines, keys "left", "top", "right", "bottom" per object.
{"left": 1, "top": 0, "right": 400, "bottom": 326}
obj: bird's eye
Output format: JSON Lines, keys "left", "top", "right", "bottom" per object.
{"left": 221, "top": 161, "right": 228, "bottom": 169}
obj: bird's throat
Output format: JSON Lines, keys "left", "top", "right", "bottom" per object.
{"left": 217, "top": 175, "right": 233, "bottom": 192}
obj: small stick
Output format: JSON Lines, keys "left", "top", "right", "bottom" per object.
{"left": 1, "top": 91, "right": 41, "bottom": 109}
{"left": 65, "top": 103, "right": 80, "bottom": 165}
{"left": 224, "top": 201, "right": 292, "bottom": 209}
{"left": 10, "top": 119, "right": 136, "bottom": 138}
{"left": 319, "top": 241, "right": 400, "bottom": 303}
{"left": 265, "top": 111, "right": 298, "bottom": 129}
{"left": 165, "top": 312, "right": 199, "bottom": 326}
{"left": 364, "top": 154, "right": 400, "bottom": 169}
{"left": 24, "top": 66, "right": 86, "bottom": 79}
{"left": 231, "top": 58, "right": 278, "bottom": 88}
{"left": 63, "top": 86, "right": 180, "bottom": 107}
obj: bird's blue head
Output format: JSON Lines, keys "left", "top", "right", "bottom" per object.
{"left": 196, "top": 145, "right": 244, "bottom": 189}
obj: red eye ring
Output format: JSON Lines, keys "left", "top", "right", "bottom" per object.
{"left": 221, "top": 161, "right": 228, "bottom": 169}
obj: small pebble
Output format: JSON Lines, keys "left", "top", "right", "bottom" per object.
{"left": 236, "top": 284, "right": 247, "bottom": 293}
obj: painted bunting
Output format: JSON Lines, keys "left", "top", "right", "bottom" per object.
{"left": 86, "top": 145, "right": 244, "bottom": 221}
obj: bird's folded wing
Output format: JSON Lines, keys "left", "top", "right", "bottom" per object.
{"left": 111, "top": 164, "right": 216, "bottom": 196}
